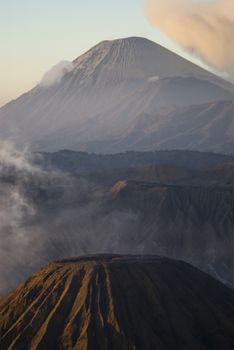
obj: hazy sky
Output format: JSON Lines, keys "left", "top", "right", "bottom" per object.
{"left": 0, "top": 0, "right": 223, "bottom": 107}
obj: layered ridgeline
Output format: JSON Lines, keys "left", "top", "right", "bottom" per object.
{"left": 1, "top": 255, "right": 234, "bottom": 350}
{"left": 2, "top": 150, "right": 234, "bottom": 295}
{"left": 0, "top": 37, "right": 234, "bottom": 153}
{"left": 110, "top": 181, "right": 234, "bottom": 286}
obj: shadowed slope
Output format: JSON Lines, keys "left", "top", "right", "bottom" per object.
{"left": 1, "top": 255, "right": 234, "bottom": 350}
{"left": 110, "top": 181, "right": 234, "bottom": 285}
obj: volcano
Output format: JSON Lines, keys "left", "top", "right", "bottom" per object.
{"left": 1, "top": 255, "right": 234, "bottom": 350}
{"left": 0, "top": 37, "right": 233, "bottom": 153}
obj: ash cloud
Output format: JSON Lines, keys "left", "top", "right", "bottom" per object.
{"left": 0, "top": 143, "right": 139, "bottom": 295}
{"left": 145, "top": 0, "right": 234, "bottom": 76}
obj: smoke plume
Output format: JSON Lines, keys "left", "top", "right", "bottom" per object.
{"left": 145, "top": 0, "right": 234, "bottom": 75}
{"left": 0, "top": 143, "right": 139, "bottom": 295}
{"left": 0, "top": 141, "right": 37, "bottom": 173}
{"left": 40, "top": 61, "right": 74, "bottom": 87}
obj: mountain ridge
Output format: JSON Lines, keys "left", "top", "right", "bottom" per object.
{"left": 0, "top": 36, "right": 233, "bottom": 152}
{"left": 71, "top": 36, "right": 232, "bottom": 86}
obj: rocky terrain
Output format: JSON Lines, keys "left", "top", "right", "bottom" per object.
{"left": 1, "top": 255, "right": 234, "bottom": 350}
{"left": 110, "top": 180, "right": 234, "bottom": 285}
{"left": 1, "top": 149, "right": 234, "bottom": 294}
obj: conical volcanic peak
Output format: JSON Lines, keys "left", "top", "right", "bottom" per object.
{"left": 72, "top": 36, "right": 221, "bottom": 83}
{"left": 1, "top": 255, "right": 234, "bottom": 350}
{"left": 0, "top": 37, "right": 233, "bottom": 152}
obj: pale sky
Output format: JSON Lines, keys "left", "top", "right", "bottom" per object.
{"left": 0, "top": 0, "right": 210, "bottom": 107}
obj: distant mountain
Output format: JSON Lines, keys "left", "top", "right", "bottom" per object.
{"left": 0, "top": 37, "right": 233, "bottom": 152}
{"left": 116, "top": 99, "right": 234, "bottom": 154}
{"left": 1, "top": 255, "right": 234, "bottom": 350}
{"left": 38, "top": 149, "right": 234, "bottom": 173}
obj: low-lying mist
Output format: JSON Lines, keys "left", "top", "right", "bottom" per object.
{"left": 2, "top": 142, "right": 234, "bottom": 295}
{"left": 0, "top": 142, "right": 139, "bottom": 295}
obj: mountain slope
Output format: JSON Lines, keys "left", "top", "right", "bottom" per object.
{"left": 110, "top": 181, "right": 234, "bottom": 285}
{"left": 2, "top": 150, "right": 234, "bottom": 294}
{"left": 0, "top": 37, "right": 233, "bottom": 152}
{"left": 114, "top": 99, "right": 234, "bottom": 154}
{"left": 1, "top": 255, "right": 234, "bottom": 350}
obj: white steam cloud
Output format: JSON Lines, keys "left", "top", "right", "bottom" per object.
{"left": 148, "top": 76, "right": 160, "bottom": 82}
{"left": 0, "top": 141, "right": 38, "bottom": 173}
{"left": 145, "top": 0, "right": 234, "bottom": 75}
{"left": 0, "top": 142, "right": 139, "bottom": 295}
{"left": 0, "top": 143, "right": 38, "bottom": 292}
{"left": 40, "top": 61, "right": 74, "bottom": 87}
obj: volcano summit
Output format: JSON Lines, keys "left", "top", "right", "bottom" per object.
{"left": 0, "top": 37, "right": 233, "bottom": 153}
{"left": 1, "top": 255, "right": 234, "bottom": 350}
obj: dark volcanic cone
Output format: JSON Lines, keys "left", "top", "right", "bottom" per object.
{"left": 1, "top": 255, "right": 234, "bottom": 350}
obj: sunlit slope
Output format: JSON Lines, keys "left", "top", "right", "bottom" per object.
{"left": 1, "top": 255, "right": 234, "bottom": 349}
